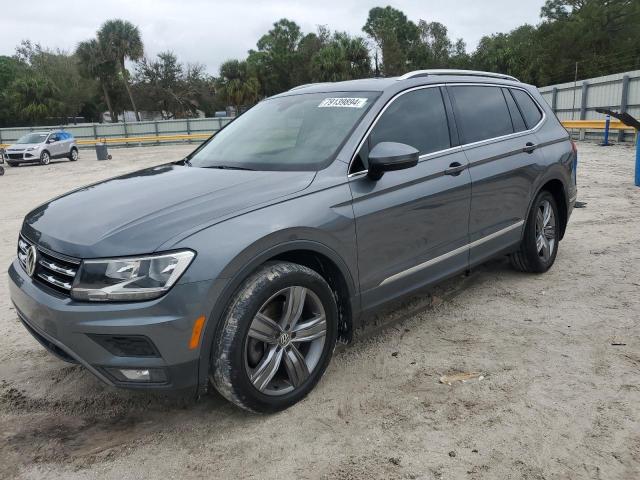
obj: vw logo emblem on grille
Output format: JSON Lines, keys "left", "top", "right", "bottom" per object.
{"left": 25, "top": 245, "right": 38, "bottom": 277}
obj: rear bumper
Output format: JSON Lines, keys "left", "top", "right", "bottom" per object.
{"left": 8, "top": 259, "right": 214, "bottom": 391}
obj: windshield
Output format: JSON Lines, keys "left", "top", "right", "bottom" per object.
{"left": 16, "top": 133, "right": 48, "bottom": 144}
{"left": 189, "top": 92, "right": 380, "bottom": 171}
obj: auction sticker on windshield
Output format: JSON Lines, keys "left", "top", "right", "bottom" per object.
{"left": 318, "top": 98, "right": 368, "bottom": 108}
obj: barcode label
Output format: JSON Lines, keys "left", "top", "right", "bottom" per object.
{"left": 318, "top": 98, "right": 368, "bottom": 108}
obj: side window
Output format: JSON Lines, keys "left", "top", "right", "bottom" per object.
{"left": 502, "top": 88, "right": 527, "bottom": 132}
{"left": 369, "top": 88, "right": 451, "bottom": 157}
{"left": 511, "top": 89, "right": 543, "bottom": 129}
{"left": 450, "top": 86, "right": 514, "bottom": 143}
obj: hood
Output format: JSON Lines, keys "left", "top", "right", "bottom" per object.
{"left": 6, "top": 143, "right": 41, "bottom": 151}
{"left": 23, "top": 164, "right": 315, "bottom": 258}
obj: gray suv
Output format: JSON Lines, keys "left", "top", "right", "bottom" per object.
{"left": 4, "top": 130, "right": 79, "bottom": 166}
{"left": 8, "top": 70, "right": 576, "bottom": 412}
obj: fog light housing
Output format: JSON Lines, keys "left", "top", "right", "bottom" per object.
{"left": 105, "top": 367, "right": 168, "bottom": 383}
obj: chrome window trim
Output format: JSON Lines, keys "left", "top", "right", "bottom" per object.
{"left": 347, "top": 82, "right": 546, "bottom": 177}
{"left": 379, "top": 220, "right": 525, "bottom": 286}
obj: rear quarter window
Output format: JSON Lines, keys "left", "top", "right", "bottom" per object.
{"left": 450, "top": 86, "right": 514, "bottom": 144}
{"left": 503, "top": 88, "right": 527, "bottom": 132}
{"left": 511, "top": 89, "right": 543, "bottom": 129}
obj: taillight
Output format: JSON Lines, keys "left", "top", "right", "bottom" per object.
{"left": 571, "top": 140, "right": 578, "bottom": 154}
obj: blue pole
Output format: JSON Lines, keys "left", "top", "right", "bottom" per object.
{"left": 635, "top": 131, "right": 640, "bottom": 187}
{"left": 603, "top": 115, "right": 610, "bottom": 146}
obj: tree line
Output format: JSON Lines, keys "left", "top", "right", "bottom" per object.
{"left": 0, "top": 0, "right": 638, "bottom": 127}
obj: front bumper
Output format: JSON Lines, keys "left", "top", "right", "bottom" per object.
{"left": 5, "top": 151, "right": 39, "bottom": 162}
{"left": 8, "top": 259, "right": 215, "bottom": 391}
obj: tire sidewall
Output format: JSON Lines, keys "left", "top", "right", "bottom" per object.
{"left": 70, "top": 148, "right": 78, "bottom": 161}
{"left": 523, "top": 190, "right": 559, "bottom": 272}
{"left": 212, "top": 263, "right": 338, "bottom": 413}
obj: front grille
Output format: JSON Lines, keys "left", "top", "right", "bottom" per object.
{"left": 8, "top": 153, "right": 23, "bottom": 160}
{"left": 18, "top": 235, "right": 80, "bottom": 295}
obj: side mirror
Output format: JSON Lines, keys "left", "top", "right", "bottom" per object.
{"left": 367, "top": 142, "right": 419, "bottom": 180}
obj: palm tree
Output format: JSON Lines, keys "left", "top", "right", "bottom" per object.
{"left": 217, "top": 60, "right": 261, "bottom": 115}
{"left": 98, "top": 19, "right": 144, "bottom": 121}
{"left": 11, "top": 76, "right": 62, "bottom": 122}
{"left": 76, "top": 39, "right": 118, "bottom": 122}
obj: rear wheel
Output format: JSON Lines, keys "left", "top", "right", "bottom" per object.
{"left": 40, "top": 151, "right": 50, "bottom": 165}
{"left": 69, "top": 147, "right": 78, "bottom": 161}
{"left": 211, "top": 262, "right": 338, "bottom": 413}
{"left": 510, "top": 190, "right": 559, "bottom": 273}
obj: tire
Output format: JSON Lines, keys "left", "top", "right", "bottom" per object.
{"left": 510, "top": 190, "right": 560, "bottom": 273}
{"left": 69, "top": 147, "right": 79, "bottom": 161}
{"left": 0, "top": 166, "right": 4, "bottom": 176}
{"left": 211, "top": 261, "right": 338, "bottom": 413}
{"left": 40, "top": 150, "right": 51, "bottom": 165}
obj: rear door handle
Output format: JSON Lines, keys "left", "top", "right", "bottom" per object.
{"left": 444, "top": 162, "right": 467, "bottom": 176}
{"left": 523, "top": 142, "right": 537, "bottom": 153}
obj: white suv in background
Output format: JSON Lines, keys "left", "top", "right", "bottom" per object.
{"left": 4, "top": 131, "right": 79, "bottom": 166}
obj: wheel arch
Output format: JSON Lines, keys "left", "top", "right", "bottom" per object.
{"left": 526, "top": 173, "right": 569, "bottom": 240}
{"left": 538, "top": 178, "right": 568, "bottom": 239}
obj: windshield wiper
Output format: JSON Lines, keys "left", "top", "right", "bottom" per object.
{"left": 203, "top": 165, "right": 255, "bottom": 171}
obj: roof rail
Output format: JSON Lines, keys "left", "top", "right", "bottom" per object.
{"left": 289, "top": 82, "right": 330, "bottom": 91}
{"left": 397, "top": 69, "right": 520, "bottom": 82}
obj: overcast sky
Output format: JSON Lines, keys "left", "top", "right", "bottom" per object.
{"left": 0, "top": 0, "right": 546, "bottom": 74}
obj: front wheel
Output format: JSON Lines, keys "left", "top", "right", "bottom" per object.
{"left": 40, "top": 151, "right": 50, "bottom": 165}
{"left": 210, "top": 262, "right": 338, "bottom": 413}
{"left": 510, "top": 190, "right": 560, "bottom": 273}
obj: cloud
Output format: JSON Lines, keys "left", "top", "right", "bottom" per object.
{"left": 0, "top": 0, "right": 545, "bottom": 74}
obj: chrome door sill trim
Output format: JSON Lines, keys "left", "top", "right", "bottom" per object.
{"left": 379, "top": 220, "right": 524, "bottom": 286}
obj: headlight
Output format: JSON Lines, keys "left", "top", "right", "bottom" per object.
{"left": 71, "top": 250, "right": 195, "bottom": 302}
{"left": 26, "top": 147, "right": 37, "bottom": 151}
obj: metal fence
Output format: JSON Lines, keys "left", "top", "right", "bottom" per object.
{"left": 0, "top": 117, "right": 233, "bottom": 148}
{"left": 539, "top": 69, "right": 640, "bottom": 142}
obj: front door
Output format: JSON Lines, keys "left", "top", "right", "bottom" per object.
{"left": 349, "top": 86, "right": 472, "bottom": 310}
{"left": 47, "top": 133, "right": 62, "bottom": 157}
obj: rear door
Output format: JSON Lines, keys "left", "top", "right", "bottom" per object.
{"left": 59, "top": 132, "right": 72, "bottom": 155}
{"left": 448, "top": 84, "right": 546, "bottom": 266}
{"left": 349, "top": 86, "right": 472, "bottom": 310}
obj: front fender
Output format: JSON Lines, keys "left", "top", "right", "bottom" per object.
{"left": 168, "top": 177, "right": 357, "bottom": 394}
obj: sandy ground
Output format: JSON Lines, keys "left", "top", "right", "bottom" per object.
{"left": 0, "top": 143, "right": 638, "bottom": 480}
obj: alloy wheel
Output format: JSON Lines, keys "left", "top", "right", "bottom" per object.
{"left": 244, "top": 286, "right": 327, "bottom": 396}
{"left": 41, "top": 152, "right": 50, "bottom": 165}
{"left": 535, "top": 199, "right": 556, "bottom": 262}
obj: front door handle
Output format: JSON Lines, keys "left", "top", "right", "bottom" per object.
{"left": 444, "top": 162, "right": 467, "bottom": 176}
{"left": 523, "top": 142, "right": 537, "bottom": 154}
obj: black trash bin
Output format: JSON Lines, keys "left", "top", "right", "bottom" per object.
{"left": 95, "top": 140, "right": 111, "bottom": 160}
